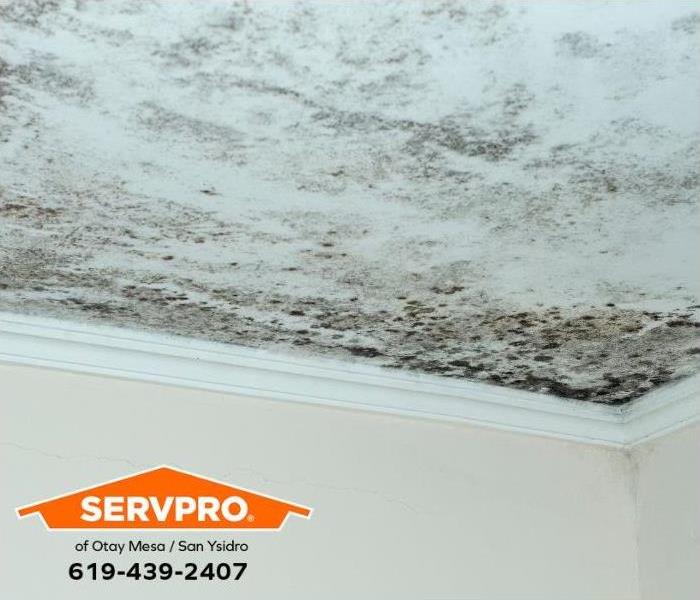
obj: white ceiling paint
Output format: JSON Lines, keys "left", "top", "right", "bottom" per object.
{"left": 0, "top": 0, "right": 698, "bottom": 403}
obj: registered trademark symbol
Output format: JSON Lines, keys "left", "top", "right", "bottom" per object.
{"left": 247, "top": 514, "right": 255, "bottom": 522}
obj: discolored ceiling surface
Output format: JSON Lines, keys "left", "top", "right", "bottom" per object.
{"left": 0, "top": 0, "right": 698, "bottom": 404}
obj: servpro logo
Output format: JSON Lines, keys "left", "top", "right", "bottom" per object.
{"left": 16, "top": 465, "right": 312, "bottom": 530}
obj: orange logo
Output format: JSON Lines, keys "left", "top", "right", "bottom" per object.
{"left": 17, "top": 466, "right": 312, "bottom": 530}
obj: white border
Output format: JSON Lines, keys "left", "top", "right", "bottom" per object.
{"left": 0, "top": 312, "right": 698, "bottom": 448}
{"left": 16, "top": 464, "right": 312, "bottom": 531}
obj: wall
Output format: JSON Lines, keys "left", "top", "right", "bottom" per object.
{"left": 1, "top": 363, "right": 644, "bottom": 600}
{"left": 634, "top": 421, "right": 700, "bottom": 600}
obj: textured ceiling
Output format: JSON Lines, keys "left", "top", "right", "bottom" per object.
{"left": 1, "top": 0, "right": 698, "bottom": 404}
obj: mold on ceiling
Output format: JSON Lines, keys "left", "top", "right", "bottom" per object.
{"left": 0, "top": 0, "right": 698, "bottom": 404}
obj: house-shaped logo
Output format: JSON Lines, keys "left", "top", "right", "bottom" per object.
{"left": 16, "top": 465, "right": 312, "bottom": 530}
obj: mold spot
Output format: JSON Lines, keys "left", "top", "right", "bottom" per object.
{"left": 556, "top": 31, "right": 605, "bottom": 58}
{"left": 347, "top": 346, "right": 383, "bottom": 358}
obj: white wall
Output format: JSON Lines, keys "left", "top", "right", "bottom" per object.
{"left": 3, "top": 362, "right": 692, "bottom": 600}
{"left": 634, "top": 422, "right": 700, "bottom": 600}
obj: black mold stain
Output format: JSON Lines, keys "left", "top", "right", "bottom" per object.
{"left": 1, "top": 1, "right": 698, "bottom": 405}
{"left": 672, "top": 12, "right": 700, "bottom": 35}
{"left": 1, "top": 222, "right": 697, "bottom": 406}
{"left": 0, "top": 0, "right": 61, "bottom": 29}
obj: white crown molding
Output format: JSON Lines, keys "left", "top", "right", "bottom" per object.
{"left": 618, "top": 372, "right": 700, "bottom": 446}
{"left": 0, "top": 312, "right": 698, "bottom": 448}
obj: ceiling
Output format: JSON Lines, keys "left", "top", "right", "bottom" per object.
{"left": 1, "top": 0, "right": 698, "bottom": 404}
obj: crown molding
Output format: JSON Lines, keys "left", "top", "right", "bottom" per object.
{"left": 0, "top": 312, "right": 697, "bottom": 448}
{"left": 618, "top": 372, "right": 700, "bottom": 446}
